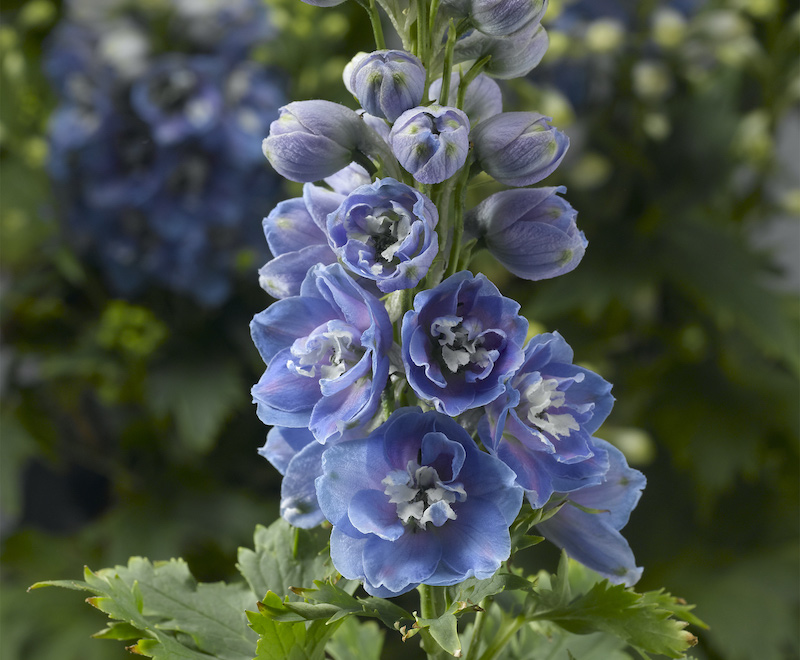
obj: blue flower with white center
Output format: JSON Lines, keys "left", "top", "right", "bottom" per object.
{"left": 250, "top": 263, "right": 392, "bottom": 444}
{"left": 537, "top": 438, "right": 646, "bottom": 586}
{"left": 326, "top": 178, "right": 439, "bottom": 293}
{"left": 258, "top": 165, "right": 372, "bottom": 299}
{"left": 465, "top": 186, "right": 587, "bottom": 281}
{"left": 478, "top": 331, "right": 615, "bottom": 508}
{"left": 401, "top": 271, "right": 528, "bottom": 416}
{"left": 389, "top": 105, "right": 470, "bottom": 184}
{"left": 316, "top": 408, "right": 523, "bottom": 597}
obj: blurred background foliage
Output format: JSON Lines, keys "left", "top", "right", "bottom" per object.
{"left": 0, "top": 0, "right": 797, "bottom": 659}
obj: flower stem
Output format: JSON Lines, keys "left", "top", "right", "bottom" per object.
{"left": 368, "top": 0, "right": 386, "bottom": 49}
{"left": 418, "top": 584, "right": 451, "bottom": 659}
{"left": 439, "top": 19, "right": 457, "bottom": 106}
{"left": 457, "top": 55, "right": 492, "bottom": 109}
{"left": 444, "top": 155, "right": 473, "bottom": 279}
{"left": 475, "top": 615, "right": 525, "bottom": 660}
{"left": 419, "top": 584, "right": 448, "bottom": 619}
{"left": 463, "top": 602, "right": 487, "bottom": 660}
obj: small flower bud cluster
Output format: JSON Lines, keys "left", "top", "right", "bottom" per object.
{"left": 45, "top": 0, "right": 284, "bottom": 305}
{"left": 253, "top": 0, "right": 645, "bottom": 598}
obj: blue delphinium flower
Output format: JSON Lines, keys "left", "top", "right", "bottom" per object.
{"left": 389, "top": 105, "right": 470, "bottom": 184}
{"left": 45, "top": 0, "right": 284, "bottom": 305}
{"left": 479, "top": 331, "right": 614, "bottom": 508}
{"left": 316, "top": 407, "right": 523, "bottom": 596}
{"left": 258, "top": 164, "right": 372, "bottom": 299}
{"left": 326, "top": 178, "right": 439, "bottom": 292}
{"left": 466, "top": 186, "right": 587, "bottom": 280}
{"left": 349, "top": 50, "right": 427, "bottom": 122}
{"left": 537, "top": 438, "right": 646, "bottom": 586}
{"left": 401, "top": 272, "right": 528, "bottom": 416}
{"left": 472, "top": 112, "right": 569, "bottom": 187}
{"left": 251, "top": 263, "right": 393, "bottom": 444}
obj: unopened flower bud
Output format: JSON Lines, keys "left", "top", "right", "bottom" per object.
{"left": 389, "top": 104, "right": 470, "bottom": 184}
{"left": 470, "top": 0, "right": 547, "bottom": 37}
{"left": 454, "top": 19, "right": 548, "bottom": 79}
{"left": 262, "top": 100, "right": 367, "bottom": 182}
{"left": 472, "top": 112, "right": 568, "bottom": 187}
{"left": 466, "top": 186, "right": 586, "bottom": 280}
{"left": 349, "top": 50, "right": 426, "bottom": 122}
{"left": 429, "top": 72, "right": 501, "bottom": 125}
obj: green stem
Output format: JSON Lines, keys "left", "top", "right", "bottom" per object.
{"left": 418, "top": 585, "right": 450, "bottom": 659}
{"left": 456, "top": 55, "right": 492, "bottom": 109}
{"left": 476, "top": 615, "right": 524, "bottom": 660}
{"left": 428, "top": 0, "right": 441, "bottom": 50}
{"left": 444, "top": 155, "right": 473, "bottom": 279}
{"left": 439, "top": 19, "right": 457, "bottom": 106}
{"left": 368, "top": 0, "right": 386, "bottom": 49}
{"left": 463, "top": 603, "right": 488, "bottom": 660}
{"left": 416, "top": 0, "right": 429, "bottom": 66}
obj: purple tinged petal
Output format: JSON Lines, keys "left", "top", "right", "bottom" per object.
{"left": 251, "top": 349, "right": 320, "bottom": 415}
{"left": 329, "top": 526, "right": 368, "bottom": 579}
{"left": 250, "top": 298, "right": 335, "bottom": 363}
{"left": 317, "top": 439, "right": 392, "bottom": 526}
{"left": 258, "top": 245, "right": 337, "bottom": 299}
{"left": 437, "top": 498, "right": 513, "bottom": 579}
{"left": 302, "top": 183, "right": 346, "bottom": 232}
{"left": 258, "top": 426, "right": 317, "bottom": 475}
{"left": 536, "top": 502, "right": 643, "bottom": 586}
{"left": 429, "top": 72, "right": 502, "bottom": 125}
{"left": 262, "top": 197, "right": 325, "bottom": 256}
{"left": 569, "top": 439, "right": 646, "bottom": 530}
{"left": 348, "top": 489, "right": 405, "bottom": 540}
{"left": 362, "top": 532, "right": 442, "bottom": 595}
{"left": 279, "top": 439, "right": 327, "bottom": 528}
{"left": 324, "top": 162, "right": 371, "bottom": 196}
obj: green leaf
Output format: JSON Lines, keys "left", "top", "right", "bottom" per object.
{"left": 420, "top": 612, "right": 461, "bottom": 656}
{"left": 288, "top": 580, "right": 414, "bottom": 630}
{"left": 247, "top": 605, "right": 342, "bottom": 660}
{"left": 33, "top": 557, "right": 258, "bottom": 660}
{"left": 529, "top": 556, "right": 703, "bottom": 659}
{"left": 447, "top": 572, "right": 533, "bottom": 608}
{"left": 326, "top": 616, "right": 384, "bottom": 660}
{"left": 236, "top": 519, "right": 334, "bottom": 602}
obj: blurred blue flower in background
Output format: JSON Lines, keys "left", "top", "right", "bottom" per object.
{"left": 45, "top": 0, "right": 285, "bottom": 305}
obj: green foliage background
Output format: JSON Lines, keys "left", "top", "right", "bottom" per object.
{"left": 1, "top": 0, "right": 798, "bottom": 658}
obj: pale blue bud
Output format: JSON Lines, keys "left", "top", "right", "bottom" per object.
{"left": 389, "top": 105, "right": 470, "bottom": 184}
{"left": 350, "top": 50, "right": 426, "bottom": 122}
{"left": 262, "top": 100, "right": 367, "bottom": 182}
{"left": 472, "top": 112, "right": 569, "bottom": 186}
{"left": 429, "top": 72, "right": 502, "bottom": 125}
{"left": 466, "top": 186, "right": 586, "bottom": 280}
